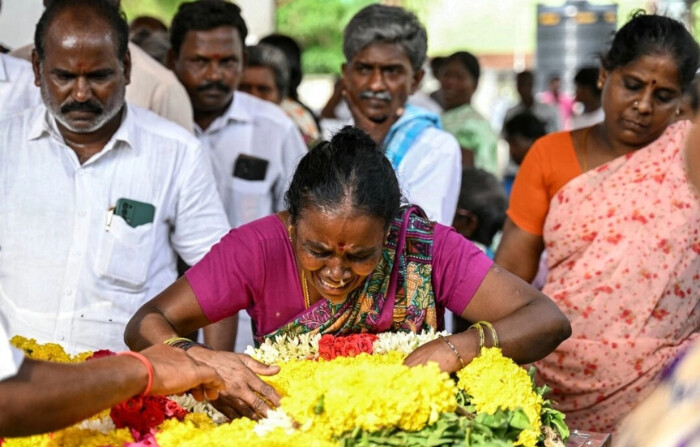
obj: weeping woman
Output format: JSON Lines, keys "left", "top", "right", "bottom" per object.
{"left": 125, "top": 126, "right": 571, "bottom": 420}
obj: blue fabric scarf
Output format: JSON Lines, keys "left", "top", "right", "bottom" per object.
{"left": 382, "top": 105, "right": 442, "bottom": 169}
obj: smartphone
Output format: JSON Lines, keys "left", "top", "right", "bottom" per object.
{"left": 114, "top": 198, "right": 156, "bottom": 228}
{"left": 233, "top": 154, "right": 269, "bottom": 181}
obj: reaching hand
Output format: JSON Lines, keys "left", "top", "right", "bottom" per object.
{"left": 140, "top": 343, "right": 224, "bottom": 401}
{"left": 403, "top": 338, "right": 463, "bottom": 373}
{"left": 187, "top": 348, "right": 281, "bottom": 420}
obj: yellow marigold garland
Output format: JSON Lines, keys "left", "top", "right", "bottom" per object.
{"left": 456, "top": 347, "right": 544, "bottom": 447}
{"left": 265, "top": 351, "right": 457, "bottom": 439}
{"left": 5, "top": 333, "right": 565, "bottom": 447}
{"left": 1, "top": 427, "right": 133, "bottom": 447}
{"left": 10, "top": 335, "right": 92, "bottom": 363}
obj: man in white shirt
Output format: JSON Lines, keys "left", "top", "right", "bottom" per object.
{"left": 0, "top": 0, "right": 229, "bottom": 352}
{"left": 168, "top": 0, "right": 307, "bottom": 353}
{"left": 0, "top": 53, "right": 41, "bottom": 118}
{"left": 169, "top": 1, "right": 306, "bottom": 229}
{"left": 340, "top": 4, "right": 461, "bottom": 226}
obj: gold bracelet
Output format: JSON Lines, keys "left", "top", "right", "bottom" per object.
{"left": 163, "top": 337, "right": 192, "bottom": 346}
{"left": 478, "top": 321, "right": 499, "bottom": 348}
{"left": 438, "top": 334, "right": 465, "bottom": 368}
{"left": 468, "top": 322, "right": 485, "bottom": 349}
{"left": 163, "top": 337, "right": 213, "bottom": 351}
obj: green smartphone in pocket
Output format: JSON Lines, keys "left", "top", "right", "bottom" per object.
{"left": 114, "top": 198, "right": 155, "bottom": 228}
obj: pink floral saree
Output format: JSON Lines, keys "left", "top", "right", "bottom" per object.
{"left": 535, "top": 121, "right": 700, "bottom": 434}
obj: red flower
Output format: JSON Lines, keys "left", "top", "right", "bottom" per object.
{"left": 332, "top": 342, "right": 345, "bottom": 359}
{"left": 356, "top": 337, "right": 373, "bottom": 354}
{"left": 319, "top": 334, "right": 335, "bottom": 347}
{"left": 164, "top": 399, "right": 187, "bottom": 420}
{"left": 111, "top": 395, "right": 186, "bottom": 435}
{"left": 86, "top": 349, "right": 116, "bottom": 361}
{"left": 318, "top": 344, "right": 334, "bottom": 361}
{"left": 341, "top": 340, "right": 361, "bottom": 357}
{"left": 140, "top": 404, "right": 165, "bottom": 431}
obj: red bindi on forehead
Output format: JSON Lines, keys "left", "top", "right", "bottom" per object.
{"left": 337, "top": 242, "right": 346, "bottom": 250}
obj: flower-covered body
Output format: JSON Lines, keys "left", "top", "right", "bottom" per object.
{"left": 3, "top": 332, "right": 567, "bottom": 447}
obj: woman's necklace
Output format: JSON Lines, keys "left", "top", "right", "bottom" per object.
{"left": 288, "top": 224, "right": 311, "bottom": 309}
{"left": 301, "top": 271, "right": 310, "bottom": 309}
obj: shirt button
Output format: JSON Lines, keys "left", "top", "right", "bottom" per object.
{"left": 77, "top": 170, "right": 85, "bottom": 176}
{"left": 65, "top": 289, "right": 73, "bottom": 296}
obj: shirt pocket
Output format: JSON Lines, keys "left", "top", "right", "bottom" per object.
{"left": 227, "top": 176, "right": 274, "bottom": 227}
{"left": 95, "top": 215, "right": 155, "bottom": 289}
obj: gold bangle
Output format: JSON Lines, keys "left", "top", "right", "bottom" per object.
{"left": 163, "top": 337, "right": 192, "bottom": 346}
{"left": 438, "top": 334, "right": 465, "bottom": 369}
{"left": 468, "top": 322, "right": 485, "bottom": 349}
{"left": 478, "top": 321, "right": 499, "bottom": 348}
{"left": 163, "top": 337, "right": 213, "bottom": 351}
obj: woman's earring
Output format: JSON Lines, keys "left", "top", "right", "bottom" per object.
{"left": 597, "top": 81, "right": 603, "bottom": 89}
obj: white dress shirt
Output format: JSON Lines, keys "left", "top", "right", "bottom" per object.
{"left": 196, "top": 91, "right": 307, "bottom": 229}
{"left": 0, "top": 104, "right": 229, "bottom": 353}
{"left": 0, "top": 311, "right": 25, "bottom": 381}
{"left": 320, "top": 119, "right": 461, "bottom": 226}
{"left": 196, "top": 92, "right": 306, "bottom": 353}
{"left": 396, "top": 127, "right": 461, "bottom": 225}
{"left": 0, "top": 53, "right": 40, "bottom": 119}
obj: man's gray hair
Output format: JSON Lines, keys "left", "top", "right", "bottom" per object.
{"left": 343, "top": 4, "right": 427, "bottom": 71}
{"left": 246, "top": 43, "right": 289, "bottom": 99}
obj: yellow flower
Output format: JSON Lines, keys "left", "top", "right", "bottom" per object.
{"left": 267, "top": 351, "right": 457, "bottom": 439}
{"left": 10, "top": 336, "right": 91, "bottom": 363}
{"left": 2, "top": 427, "right": 133, "bottom": 447}
{"left": 456, "top": 347, "right": 543, "bottom": 447}
{"left": 156, "top": 414, "right": 336, "bottom": 447}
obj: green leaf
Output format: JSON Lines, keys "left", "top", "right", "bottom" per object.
{"left": 313, "top": 393, "right": 325, "bottom": 415}
{"left": 508, "top": 409, "right": 531, "bottom": 430}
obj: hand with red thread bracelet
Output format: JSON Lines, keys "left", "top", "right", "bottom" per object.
{"left": 118, "top": 351, "right": 153, "bottom": 396}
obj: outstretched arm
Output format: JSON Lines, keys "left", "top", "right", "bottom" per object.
{"left": 0, "top": 343, "right": 222, "bottom": 438}
{"left": 405, "top": 264, "right": 570, "bottom": 372}
{"left": 124, "top": 276, "right": 281, "bottom": 421}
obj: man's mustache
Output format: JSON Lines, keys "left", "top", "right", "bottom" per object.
{"left": 197, "top": 81, "right": 231, "bottom": 93}
{"left": 60, "top": 100, "right": 103, "bottom": 115}
{"left": 359, "top": 90, "right": 392, "bottom": 102}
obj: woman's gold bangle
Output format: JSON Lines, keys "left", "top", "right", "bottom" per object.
{"left": 468, "top": 321, "right": 499, "bottom": 350}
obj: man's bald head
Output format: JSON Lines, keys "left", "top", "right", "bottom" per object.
{"left": 34, "top": 0, "right": 129, "bottom": 62}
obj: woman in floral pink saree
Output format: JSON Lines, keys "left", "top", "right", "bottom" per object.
{"left": 536, "top": 120, "right": 700, "bottom": 433}
{"left": 496, "top": 13, "right": 700, "bottom": 434}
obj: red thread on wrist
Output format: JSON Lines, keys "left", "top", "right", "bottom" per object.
{"left": 118, "top": 351, "right": 154, "bottom": 396}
